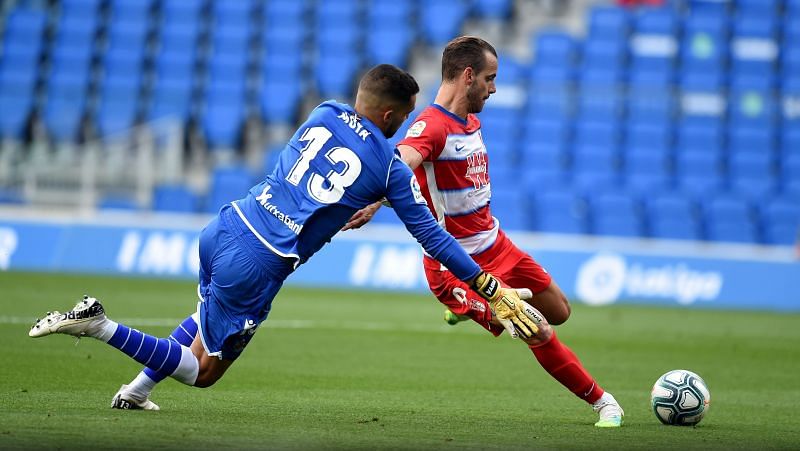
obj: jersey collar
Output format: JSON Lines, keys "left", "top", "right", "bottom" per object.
{"left": 431, "top": 103, "right": 468, "bottom": 126}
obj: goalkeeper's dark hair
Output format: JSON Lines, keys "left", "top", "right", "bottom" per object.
{"left": 441, "top": 36, "right": 497, "bottom": 81}
{"left": 359, "top": 64, "right": 419, "bottom": 106}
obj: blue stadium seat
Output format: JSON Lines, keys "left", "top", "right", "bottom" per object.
{"left": 212, "top": 0, "right": 254, "bottom": 30}
{"left": 526, "top": 84, "right": 573, "bottom": 119}
{"left": 533, "top": 29, "right": 578, "bottom": 66}
{"left": 315, "top": 53, "right": 360, "bottom": 98}
{"left": 262, "top": 52, "right": 303, "bottom": 80}
{"left": 521, "top": 168, "right": 569, "bottom": 194}
{"left": 265, "top": 0, "right": 307, "bottom": 21}
{"left": 624, "top": 146, "right": 671, "bottom": 185}
{"left": 108, "top": 0, "right": 154, "bottom": 24}
{"left": 634, "top": 7, "right": 677, "bottom": 34}
{"left": 211, "top": 26, "right": 251, "bottom": 57}
{"left": 702, "top": 194, "right": 759, "bottom": 243}
{"left": 574, "top": 120, "right": 620, "bottom": 150}
{"left": 781, "top": 154, "right": 800, "bottom": 195}
{"left": 588, "top": 191, "right": 644, "bottom": 237}
{"left": 474, "top": 0, "right": 513, "bottom": 20}
{"left": 729, "top": 126, "right": 775, "bottom": 155}
{"left": 317, "top": 25, "right": 361, "bottom": 54}
{"left": 161, "top": 0, "right": 206, "bottom": 26}
{"left": 261, "top": 144, "right": 285, "bottom": 174}
{"left": 677, "top": 117, "right": 723, "bottom": 153}
{"left": 760, "top": 196, "right": 800, "bottom": 245}
{"left": 728, "top": 90, "right": 778, "bottom": 128}
{"left": 261, "top": 79, "right": 302, "bottom": 124}
{"left": 96, "top": 77, "right": 141, "bottom": 136}
{"left": 365, "top": 28, "right": 413, "bottom": 67}
{"left": 587, "top": 5, "right": 630, "bottom": 43}
{"left": 577, "top": 85, "right": 623, "bottom": 118}
{"left": 0, "top": 86, "right": 34, "bottom": 140}
{"left": 60, "top": 0, "right": 103, "bottom": 16}
{"left": 317, "top": 0, "right": 359, "bottom": 26}
{"left": 5, "top": 8, "right": 48, "bottom": 41}
{"left": 521, "top": 143, "right": 568, "bottom": 172}
{"left": 646, "top": 192, "right": 701, "bottom": 240}
{"left": 782, "top": 128, "right": 800, "bottom": 156}
{"left": 531, "top": 189, "right": 588, "bottom": 234}
{"left": 154, "top": 53, "right": 195, "bottom": 87}
{"left": 203, "top": 85, "right": 246, "bottom": 149}
{"left": 262, "top": 22, "right": 305, "bottom": 53}
{"left": 153, "top": 184, "right": 200, "bottom": 213}
{"left": 159, "top": 24, "right": 201, "bottom": 56}
{"left": 489, "top": 188, "right": 530, "bottom": 231}
{"left": 525, "top": 119, "right": 569, "bottom": 148}
{"left": 44, "top": 74, "right": 89, "bottom": 142}
{"left": 148, "top": 80, "right": 194, "bottom": 121}
{"left": 205, "top": 166, "right": 255, "bottom": 213}
{"left": 207, "top": 55, "right": 248, "bottom": 86}
{"left": 367, "top": 0, "right": 412, "bottom": 23}
{"left": 421, "top": 0, "right": 468, "bottom": 45}
{"left": 675, "top": 151, "right": 724, "bottom": 197}
{"left": 572, "top": 151, "right": 620, "bottom": 191}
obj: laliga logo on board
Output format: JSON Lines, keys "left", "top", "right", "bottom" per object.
{"left": 575, "top": 253, "right": 723, "bottom": 306}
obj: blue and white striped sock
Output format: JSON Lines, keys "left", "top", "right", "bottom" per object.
{"left": 105, "top": 320, "right": 198, "bottom": 386}
{"left": 143, "top": 313, "right": 199, "bottom": 383}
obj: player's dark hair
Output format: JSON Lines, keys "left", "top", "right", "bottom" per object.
{"left": 441, "top": 36, "right": 497, "bottom": 81}
{"left": 359, "top": 64, "right": 419, "bottom": 105}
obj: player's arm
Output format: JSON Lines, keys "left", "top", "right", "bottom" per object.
{"left": 341, "top": 144, "right": 425, "bottom": 231}
{"left": 384, "top": 158, "right": 540, "bottom": 338}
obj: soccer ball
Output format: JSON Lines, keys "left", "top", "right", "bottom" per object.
{"left": 650, "top": 369, "right": 710, "bottom": 426}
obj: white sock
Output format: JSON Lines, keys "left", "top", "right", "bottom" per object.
{"left": 92, "top": 318, "right": 118, "bottom": 342}
{"left": 170, "top": 345, "right": 200, "bottom": 386}
{"left": 128, "top": 371, "right": 158, "bottom": 399}
{"left": 593, "top": 392, "right": 618, "bottom": 409}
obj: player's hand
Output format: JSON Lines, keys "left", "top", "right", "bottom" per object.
{"left": 341, "top": 201, "right": 382, "bottom": 231}
{"left": 472, "top": 272, "right": 541, "bottom": 339}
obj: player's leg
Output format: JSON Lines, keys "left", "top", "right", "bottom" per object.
{"left": 112, "top": 312, "right": 199, "bottom": 410}
{"left": 30, "top": 296, "right": 201, "bottom": 390}
{"left": 500, "top": 245, "right": 624, "bottom": 427}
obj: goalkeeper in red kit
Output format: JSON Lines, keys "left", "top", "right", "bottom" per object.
{"left": 344, "top": 36, "right": 624, "bottom": 427}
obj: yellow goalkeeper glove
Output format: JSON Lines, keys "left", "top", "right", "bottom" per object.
{"left": 472, "top": 272, "right": 541, "bottom": 339}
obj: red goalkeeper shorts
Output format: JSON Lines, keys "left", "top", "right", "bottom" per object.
{"left": 423, "top": 230, "right": 552, "bottom": 336}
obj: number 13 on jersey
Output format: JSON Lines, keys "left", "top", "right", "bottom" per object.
{"left": 285, "top": 126, "right": 363, "bottom": 204}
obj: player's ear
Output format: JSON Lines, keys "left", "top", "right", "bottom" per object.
{"left": 382, "top": 108, "right": 394, "bottom": 125}
{"left": 463, "top": 66, "right": 474, "bottom": 85}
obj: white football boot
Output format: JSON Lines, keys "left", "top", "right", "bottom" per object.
{"left": 29, "top": 295, "right": 108, "bottom": 338}
{"left": 593, "top": 392, "right": 624, "bottom": 428}
{"left": 111, "top": 384, "right": 160, "bottom": 411}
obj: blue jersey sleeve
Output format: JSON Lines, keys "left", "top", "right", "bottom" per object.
{"left": 384, "top": 155, "right": 481, "bottom": 282}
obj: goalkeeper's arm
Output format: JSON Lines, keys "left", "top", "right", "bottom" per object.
{"left": 471, "top": 272, "right": 542, "bottom": 339}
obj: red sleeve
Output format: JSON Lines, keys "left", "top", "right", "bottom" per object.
{"left": 398, "top": 112, "right": 447, "bottom": 161}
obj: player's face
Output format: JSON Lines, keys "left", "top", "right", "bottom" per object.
{"left": 466, "top": 53, "right": 498, "bottom": 114}
{"left": 384, "top": 95, "right": 417, "bottom": 138}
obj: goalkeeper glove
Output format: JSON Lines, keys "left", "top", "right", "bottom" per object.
{"left": 472, "top": 272, "right": 541, "bottom": 339}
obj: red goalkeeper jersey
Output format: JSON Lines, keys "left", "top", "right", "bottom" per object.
{"left": 398, "top": 104, "right": 498, "bottom": 255}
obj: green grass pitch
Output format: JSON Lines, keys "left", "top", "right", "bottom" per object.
{"left": 1, "top": 271, "right": 799, "bottom": 450}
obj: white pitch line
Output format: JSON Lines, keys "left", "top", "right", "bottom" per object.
{"left": 0, "top": 316, "right": 481, "bottom": 335}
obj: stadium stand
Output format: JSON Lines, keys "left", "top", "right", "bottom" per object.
{"left": 0, "top": 0, "right": 797, "bottom": 247}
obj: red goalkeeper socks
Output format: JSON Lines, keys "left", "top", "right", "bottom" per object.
{"left": 529, "top": 331, "right": 604, "bottom": 404}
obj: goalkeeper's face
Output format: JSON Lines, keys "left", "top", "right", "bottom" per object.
{"left": 383, "top": 95, "right": 417, "bottom": 138}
